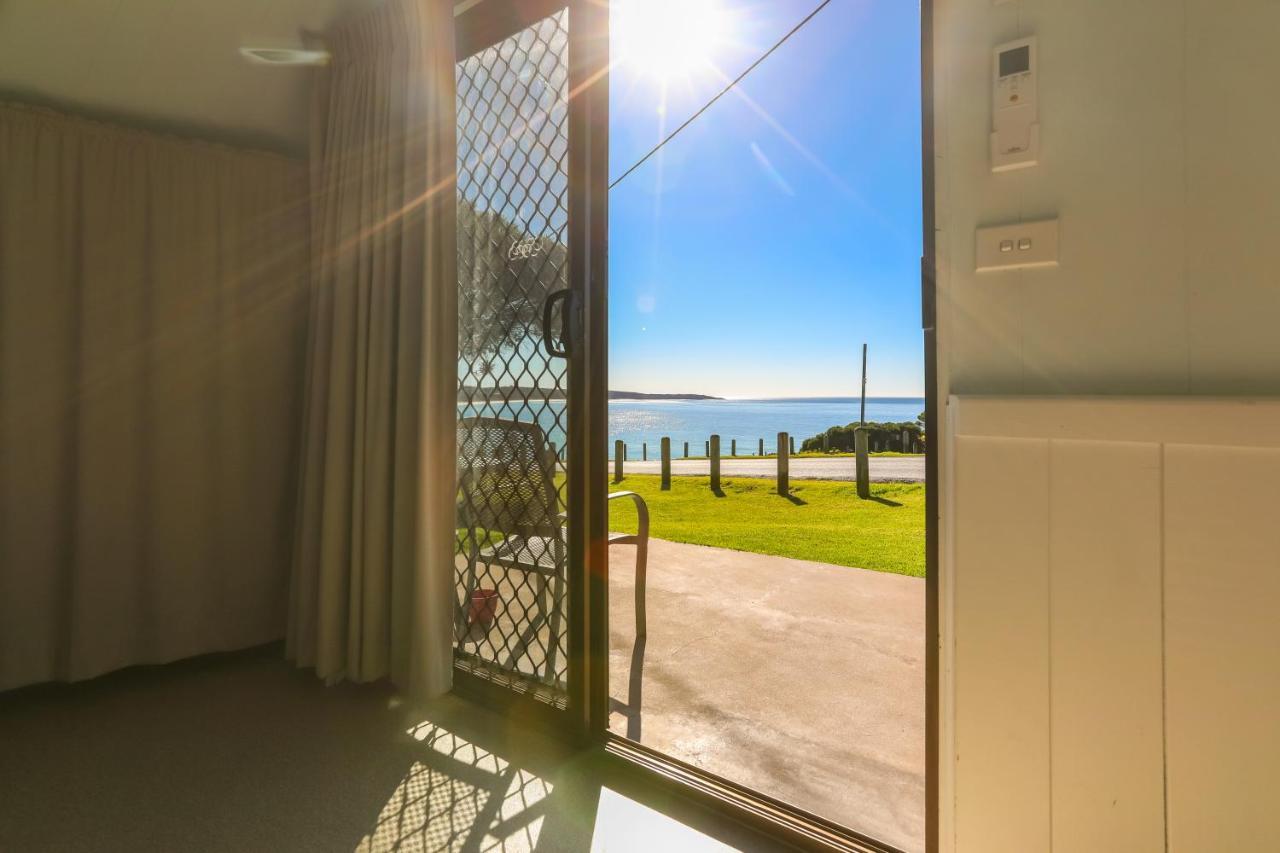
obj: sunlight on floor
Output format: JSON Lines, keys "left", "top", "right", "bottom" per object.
{"left": 590, "top": 788, "right": 737, "bottom": 852}
{"left": 352, "top": 719, "right": 744, "bottom": 853}
{"left": 355, "top": 723, "right": 554, "bottom": 852}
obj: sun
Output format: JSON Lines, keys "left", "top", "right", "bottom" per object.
{"left": 614, "top": 0, "right": 730, "bottom": 84}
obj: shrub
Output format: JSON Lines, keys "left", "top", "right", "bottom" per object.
{"left": 799, "top": 421, "right": 925, "bottom": 453}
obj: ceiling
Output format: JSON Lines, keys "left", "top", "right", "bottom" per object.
{"left": 0, "top": 0, "right": 386, "bottom": 153}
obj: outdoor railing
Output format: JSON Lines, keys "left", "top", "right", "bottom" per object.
{"left": 612, "top": 433, "right": 796, "bottom": 496}
{"left": 607, "top": 430, "right": 923, "bottom": 461}
{"left": 604, "top": 427, "right": 929, "bottom": 497}
{"left": 608, "top": 435, "right": 796, "bottom": 461}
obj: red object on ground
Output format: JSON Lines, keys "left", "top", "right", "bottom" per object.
{"left": 468, "top": 589, "right": 499, "bottom": 627}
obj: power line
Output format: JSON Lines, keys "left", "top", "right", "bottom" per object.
{"left": 608, "top": 0, "right": 836, "bottom": 191}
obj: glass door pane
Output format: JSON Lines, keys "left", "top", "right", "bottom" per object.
{"left": 603, "top": 1, "right": 925, "bottom": 849}
{"left": 454, "top": 7, "right": 573, "bottom": 709}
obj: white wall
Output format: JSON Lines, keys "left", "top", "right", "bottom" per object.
{"left": 935, "top": 0, "right": 1280, "bottom": 397}
{"left": 945, "top": 398, "right": 1280, "bottom": 852}
{"left": 934, "top": 1, "right": 1280, "bottom": 850}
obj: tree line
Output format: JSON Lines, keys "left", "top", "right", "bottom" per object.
{"left": 800, "top": 421, "right": 925, "bottom": 453}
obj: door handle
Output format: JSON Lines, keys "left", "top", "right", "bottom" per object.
{"left": 542, "top": 289, "right": 574, "bottom": 357}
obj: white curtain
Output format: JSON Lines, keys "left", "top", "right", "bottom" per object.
{"left": 0, "top": 102, "right": 310, "bottom": 692}
{"left": 288, "top": 0, "right": 458, "bottom": 696}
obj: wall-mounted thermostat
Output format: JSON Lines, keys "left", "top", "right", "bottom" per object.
{"left": 991, "top": 36, "right": 1038, "bottom": 172}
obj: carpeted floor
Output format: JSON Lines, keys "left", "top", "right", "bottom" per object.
{"left": 0, "top": 647, "right": 783, "bottom": 853}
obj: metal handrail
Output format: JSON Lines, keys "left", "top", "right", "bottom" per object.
{"left": 607, "top": 490, "right": 649, "bottom": 637}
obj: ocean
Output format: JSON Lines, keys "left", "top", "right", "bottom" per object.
{"left": 461, "top": 396, "right": 924, "bottom": 460}
{"left": 608, "top": 397, "right": 925, "bottom": 459}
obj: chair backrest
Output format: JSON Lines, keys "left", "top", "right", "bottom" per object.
{"left": 457, "top": 416, "right": 560, "bottom": 537}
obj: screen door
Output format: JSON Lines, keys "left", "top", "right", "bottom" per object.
{"left": 453, "top": 0, "right": 605, "bottom": 724}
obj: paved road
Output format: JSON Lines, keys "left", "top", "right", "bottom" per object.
{"left": 620, "top": 455, "right": 924, "bottom": 482}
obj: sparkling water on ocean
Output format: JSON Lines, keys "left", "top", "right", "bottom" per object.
{"left": 460, "top": 397, "right": 924, "bottom": 460}
{"left": 607, "top": 398, "right": 924, "bottom": 459}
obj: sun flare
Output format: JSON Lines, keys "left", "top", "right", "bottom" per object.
{"left": 614, "top": 0, "right": 730, "bottom": 83}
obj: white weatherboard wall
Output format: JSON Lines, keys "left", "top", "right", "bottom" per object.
{"left": 934, "top": 0, "right": 1280, "bottom": 850}
{"left": 946, "top": 398, "right": 1280, "bottom": 852}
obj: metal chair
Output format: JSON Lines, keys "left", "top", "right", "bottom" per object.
{"left": 456, "top": 416, "right": 649, "bottom": 685}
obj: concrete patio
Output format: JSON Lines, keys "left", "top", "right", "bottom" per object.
{"left": 606, "top": 538, "right": 925, "bottom": 853}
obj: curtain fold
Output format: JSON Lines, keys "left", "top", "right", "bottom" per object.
{"left": 0, "top": 102, "right": 310, "bottom": 692}
{"left": 288, "top": 0, "right": 457, "bottom": 696}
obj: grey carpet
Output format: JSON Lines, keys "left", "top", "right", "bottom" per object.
{"left": 0, "top": 648, "right": 792, "bottom": 853}
{"left": 0, "top": 648, "right": 590, "bottom": 852}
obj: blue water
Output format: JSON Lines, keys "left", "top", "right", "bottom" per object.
{"left": 460, "top": 396, "right": 924, "bottom": 460}
{"left": 609, "top": 397, "right": 924, "bottom": 459}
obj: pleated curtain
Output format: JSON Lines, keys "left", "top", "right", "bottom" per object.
{"left": 288, "top": 0, "right": 458, "bottom": 696}
{"left": 0, "top": 102, "right": 310, "bottom": 691}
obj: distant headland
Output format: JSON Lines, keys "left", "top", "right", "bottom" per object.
{"left": 608, "top": 390, "right": 724, "bottom": 401}
{"left": 459, "top": 386, "right": 723, "bottom": 401}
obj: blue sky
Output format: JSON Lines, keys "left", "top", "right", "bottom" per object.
{"left": 607, "top": 0, "right": 922, "bottom": 398}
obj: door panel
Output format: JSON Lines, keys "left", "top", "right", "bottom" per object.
{"left": 454, "top": 6, "right": 575, "bottom": 709}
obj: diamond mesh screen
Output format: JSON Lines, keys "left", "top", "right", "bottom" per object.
{"left": 454, "top": 9, "right": 571, "bottom": 702}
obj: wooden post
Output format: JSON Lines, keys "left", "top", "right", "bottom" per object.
{"left": 705, "top": 440, "right": 709, "bottom": 457}
{"left": 860, "top": 342, "right": 868, "bottom": 425}
{"left": 777, "top": 432, "right": 789, "bottom": 496}
{"left": 731, "top": 438, "right": 737, "bottom": 457}
{"left": 660, "top": 437, "right": 671, "bottom": 490}
{"left": 790, "top": 436, "right": 795, "bottom": 454}
{"left": 642, "top": 442, "right": 647, "bottom": 462}
{"left": 758, "top": 438, "right": 764, "bottom": 456}
{"left": 902, "top": 428, "right": 910, "bottom": 452}
{"left": 710, "top": 435, "right": 721, "bottom": 492}
{"left": 822, "top": 433, "right": 829, "bottom": 453}
{"left": 855, "top": 428, "right": 871, "bottom": 499}
{"left": 684, "top": 441, "right": 689, "bottom": 458}
{"left": 614, "top": 440, "right": 624, "bottom": 483}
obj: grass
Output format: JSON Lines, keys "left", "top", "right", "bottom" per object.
{"left": 607, "top": 474, "right": 925, "bottom": 578}
{"left": 643, "top": 451, "right": 922, "bottom": 461}
{"left": 792, "top": 450, "right": 921, "bottom": 458}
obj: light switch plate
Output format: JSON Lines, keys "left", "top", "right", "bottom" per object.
{"left": 975, "top": 219, "right": 1059, "bottom": 271}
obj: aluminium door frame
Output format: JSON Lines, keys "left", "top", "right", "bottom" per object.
{"left": 582, "top": 1, "right": 940, "bottom": 851}
{"left": 457, "top": 0, "right": 941, "bottom": 848}
{"left": 451, "top": 0, "right": 599, "bottom": 741}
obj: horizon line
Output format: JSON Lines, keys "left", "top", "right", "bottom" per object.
{"left": 615, "top": 393, "right": 926, "bottom": 400}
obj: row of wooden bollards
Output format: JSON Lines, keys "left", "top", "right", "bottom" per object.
{"left": 613, "top": 433, "right": 795, "bottom": 496}
{"left": 619, "top": 436, "right": 798, "bottom": 461}
{"left": 612, "top": 429, "right": 873, "bottom": 499}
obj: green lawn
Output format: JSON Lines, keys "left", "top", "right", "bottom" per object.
{"left": 607, "top": 475, "right": 925, "bottom": 577}
{"left": 637, "top": 451, "right": 922, "bottom": 460}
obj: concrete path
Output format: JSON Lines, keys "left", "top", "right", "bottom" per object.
{"left": 620, "top": 455, "right": 925, "bottom": 482}
{"left": 606, "top": 538, "right": 925, "bottom": 853}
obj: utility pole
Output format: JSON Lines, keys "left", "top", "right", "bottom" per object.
{"left": 860, "top": 343, "right": 868, "bottom": 426}
{"left": 856, "top": 342, "right": 870, "bottom": 498}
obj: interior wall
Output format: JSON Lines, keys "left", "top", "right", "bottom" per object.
{"left": 935, "top": 0, "right": 1280, "bottom": 398}
{"left": 945, "top": 398, "right": 1280, "bottom": 852}
{"left": 933, "top": 0, "right": 1280, "bottom": 850}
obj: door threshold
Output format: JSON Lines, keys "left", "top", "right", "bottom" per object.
{"left": 601, "top": 735, "right": 904, "bottom": 853}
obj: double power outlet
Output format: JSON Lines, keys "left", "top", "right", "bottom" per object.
{"left": 975, "top": 219, "right": 1059, "bottom": 272}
